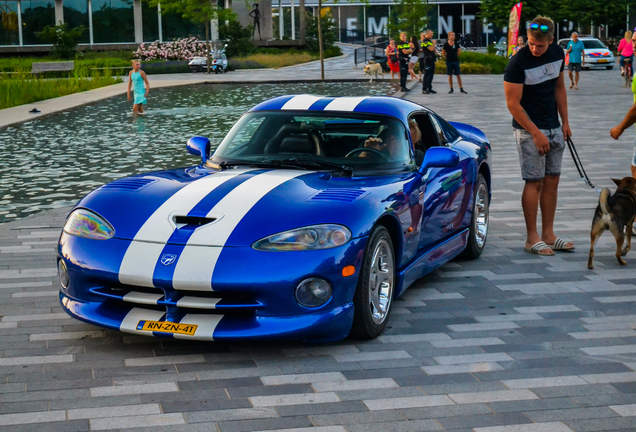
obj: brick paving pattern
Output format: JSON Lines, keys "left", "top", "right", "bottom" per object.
{"left": 1, "top": 68, "right": 636, "bottom": 431}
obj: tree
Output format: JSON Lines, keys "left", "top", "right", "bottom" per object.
{"left": 37, "top": 23, "right": 86, "bottom": 59}
{"left": 143, "top": 0, "right": 231, "bottom": 73}
{"left": 479, "top": 0, "right": 553, "bottom": 30}
{"left": 479, "top": 0, "right": 633, "bottom": 34}
{"left": 560, "top": 0, "right": 631, "bottom": 30}
{"left": 386, "top": 0, "right": 433, "bottom": 39}
{"left": 305, "top": 9, "right": 337, "bottom": 55}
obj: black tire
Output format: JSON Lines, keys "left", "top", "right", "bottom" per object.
{"left": 350, "top": 225, "right": 395, "bottom": 339}
{"left": 460, "top": 173, "right": 489, "bottom": 259}
{"left": 606, "top": 66, "right": 614, "bottom": 70}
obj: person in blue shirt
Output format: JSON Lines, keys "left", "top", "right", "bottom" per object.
{"left": 566, "top": 32, "right": 585, "bottom": 90}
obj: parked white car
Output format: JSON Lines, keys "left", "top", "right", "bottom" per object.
{"left": 557, "top": 37, "right": 615, "bottom": 70}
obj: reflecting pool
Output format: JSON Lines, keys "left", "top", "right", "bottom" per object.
{"left": 0, "top": 82, "right": 398, "bottom": 223}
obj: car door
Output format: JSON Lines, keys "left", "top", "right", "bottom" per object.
{"left": 417, "top": 113, "right": 472, "bottom": 249}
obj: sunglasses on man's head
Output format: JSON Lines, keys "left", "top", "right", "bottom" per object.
{"left": 530, "top": 23, "right": 549, "bottom": 33}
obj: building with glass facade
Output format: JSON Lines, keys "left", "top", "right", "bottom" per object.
{"left": 0, "top": 0, "right": 630, "bottom": 51}
{"left": 0, "top": 0, "right": 215, "bottom": 51}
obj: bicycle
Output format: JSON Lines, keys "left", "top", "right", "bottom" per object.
{"left": 624, "top": 57, "right": 632, "bottom": 87}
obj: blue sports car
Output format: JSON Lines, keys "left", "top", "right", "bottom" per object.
{"left": 58, "top": 95, "right": 491, "bottom": 342}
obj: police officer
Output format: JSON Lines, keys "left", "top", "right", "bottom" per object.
{"left": 397, "top": 32, "right": 412, "bottom": 92}
{"left": 421, "top": 29, "right": 437, "bottom": 94}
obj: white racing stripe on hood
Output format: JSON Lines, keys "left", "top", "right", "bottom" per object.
{"left": 324, "top": 96, "right": 367, "bottom": 112}
{"left": 174, "top": 314, "right": 223, "bottom": 340}
{"left": 118, "top": 169, "right": 253, "bottom": 287}
{"left": 119, "top": 308, "right": 165, "bottom": 335}
{"left": 172, "top": 170, "right": 310, "bottom": 291}
{"left": 281, "top": 95, "right": 322, "bottom": 110}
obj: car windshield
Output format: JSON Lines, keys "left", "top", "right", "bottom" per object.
{"left": 210, "top": 111, "right": 413, "bottom": 174}
{"left": 583, "top": 40, "right": 606, "bottom": 49}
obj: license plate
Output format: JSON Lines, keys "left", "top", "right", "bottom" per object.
{"left": 136, "top": 320, "right": 198, "bottom": 335}
{"left": 597, "top": 59, "right": 608, "bottom": 63}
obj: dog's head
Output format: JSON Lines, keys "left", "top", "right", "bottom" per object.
{"left": 612, "top": 177, "right": 636, "bottom": 193}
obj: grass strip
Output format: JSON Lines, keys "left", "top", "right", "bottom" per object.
{"left": 0, "top": 69, "right": 122, "bottom": 110}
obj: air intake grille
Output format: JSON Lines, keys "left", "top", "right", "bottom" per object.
{"left": 310, "top": 189, "right": 366, "bottom": 203}
{"left": 102, "top": 178, "right": 156, "bottom": 191}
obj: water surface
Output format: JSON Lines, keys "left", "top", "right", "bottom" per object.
{"left": 0, "top": 82, "right": 398, "bottom": 223}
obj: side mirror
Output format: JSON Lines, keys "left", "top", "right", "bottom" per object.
{"left": 187, "top": 136, "right": 211, "bottom": 164}
{"left": 419, "top": 147, "right": 459, "bottom": 174}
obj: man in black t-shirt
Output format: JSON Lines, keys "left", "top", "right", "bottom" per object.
{"left": 504, "top": 16, "right": 574, "bottom": 256}
{"left": 442, "top": 31, "right": 467, "bottom": 94}
{"left": 397, "top": 32, "right": 412, "bottom": 92}
{"left": 420, "top": 29, "right": 437, "bottom": 94}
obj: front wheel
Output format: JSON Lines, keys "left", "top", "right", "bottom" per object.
{"left": 350, "top": 226, "right": 395, "bottom": 339}
{"left": 460, "top": 173, "right": 489, "bottom": 259}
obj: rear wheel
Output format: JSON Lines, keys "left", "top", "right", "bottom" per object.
{"left": 350, "top": 226, "right": 395, "bottom": 339}
{"left": 460, "top": 174, "right": 489, "bottom": 259}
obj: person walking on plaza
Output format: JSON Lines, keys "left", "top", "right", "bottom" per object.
{"left": 566, "top": 32, "right": 585, "bottom": 90}
{"left": 408, "top": 36, "right": 420, "bottom": 81}
{"left": 618, "top": 30, "right": 634, "bottom": 77}
{"left": 421, "top": 29, "right": 437, "bottom": 94}
{"left": 128, "top": 60, "right": 150, "bottom": 115}
{"left": 503, "top": 16, "right": 574, "bottom": 256}
{"left": 398, "top": 32, "right": 412, "bottom": 92}
{"left": 443, "top": 31, "right": 467, "bottom": 94}
{"left": 385, "top": 39, "right": 400, "bottom": 80}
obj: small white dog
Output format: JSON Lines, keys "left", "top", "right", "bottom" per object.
{"left": 364, "top": 61, "right": 384, "bottom": 82}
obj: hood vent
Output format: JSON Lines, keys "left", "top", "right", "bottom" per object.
{"left": 310, "top": 189, "right": 366, "bottom": 203}
{"left": 173, "top": 216, "right": 216, "bottom": 228}
{"left": 101, "top": 178, "right": 156, "bottom": 191}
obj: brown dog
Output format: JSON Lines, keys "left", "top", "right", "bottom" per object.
{"left": 588, "top": 177, "right": 636, "bottom": 269}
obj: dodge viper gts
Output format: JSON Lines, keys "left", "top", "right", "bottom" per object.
{"left": 58, "top": 95, "right": 491, "bottom": 342}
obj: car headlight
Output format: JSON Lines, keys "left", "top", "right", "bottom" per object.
{"left": 252, "top": 224, "right": 351, "bottom": 251}
{"left": 63, "top": 209, "right": 115, "bottom": 240}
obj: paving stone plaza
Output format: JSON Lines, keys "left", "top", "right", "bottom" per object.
{"left": 2, "top": 52, "right": 636, "bottom": 431}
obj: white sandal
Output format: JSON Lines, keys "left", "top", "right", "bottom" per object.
{"left": 524, "top": 241, "right": 555, "bottom": 256}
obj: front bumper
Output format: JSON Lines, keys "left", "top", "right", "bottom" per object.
{"left": 58, "top": 233, "right": 367, "bottom": 341}
{"left": 584, "top": 57, "right": 614, "bottom": 67}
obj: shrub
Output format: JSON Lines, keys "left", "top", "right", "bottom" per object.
{"left": 304, "top": 10, "right": 338, "bottom": 54}
{"left": 219, "top": 11, "right": 255, "bottom": 58}
{"left": 133, "top": 37, "right": 208, "bottom": 61}
{"left": 36, "top": 23, "right": 86, "bottom": 60}
{"left": 458, "top": 52, "right": 508, "bottom": 74}
{"left": 140, "top": 61, "right": 190, "bottom": 74}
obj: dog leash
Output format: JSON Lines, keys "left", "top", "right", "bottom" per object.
{"left": 565, "top": 136, "right": 601, "bottom": 193}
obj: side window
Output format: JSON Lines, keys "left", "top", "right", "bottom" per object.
{"left": 410, "top": 113, "right": 441, "bottom": 152}
{"left": 436, "top": 116, "right": 461, "bottom": 143}
{"left": 429, "top": 115, "right": 447, "bottom": 146}
{"left": 559, "top": 40, "right": 569, "bottom": 49}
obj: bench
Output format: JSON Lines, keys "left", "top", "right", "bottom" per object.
{"left": 31, "top": 61, "right": 74, "bottom": 76}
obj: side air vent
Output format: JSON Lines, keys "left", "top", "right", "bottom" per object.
{"left": 173, "top": 216, "right": 216, "bottom": 227}
{"left": 310, "top": 189, "right": 367, "bottom": 203}
{"left": 101, "top": 178, "right": 156, "bottom": 191}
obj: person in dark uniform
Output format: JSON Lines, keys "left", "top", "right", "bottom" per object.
{"left": 421, "top": 29, "right": 437, "bottom": 94}
{"left": 397, "top": 32, "right": 412, "bottom": 92}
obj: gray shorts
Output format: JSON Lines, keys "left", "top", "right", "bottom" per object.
{"left": 568, "top": 62, "right": 582, "bottom": 72}
{"left": 514, "top": 128, "right": 565, "bottom": 181}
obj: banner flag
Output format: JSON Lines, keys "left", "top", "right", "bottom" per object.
{"left": 508, "top": 2, "right": 523, "bottom": 57}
